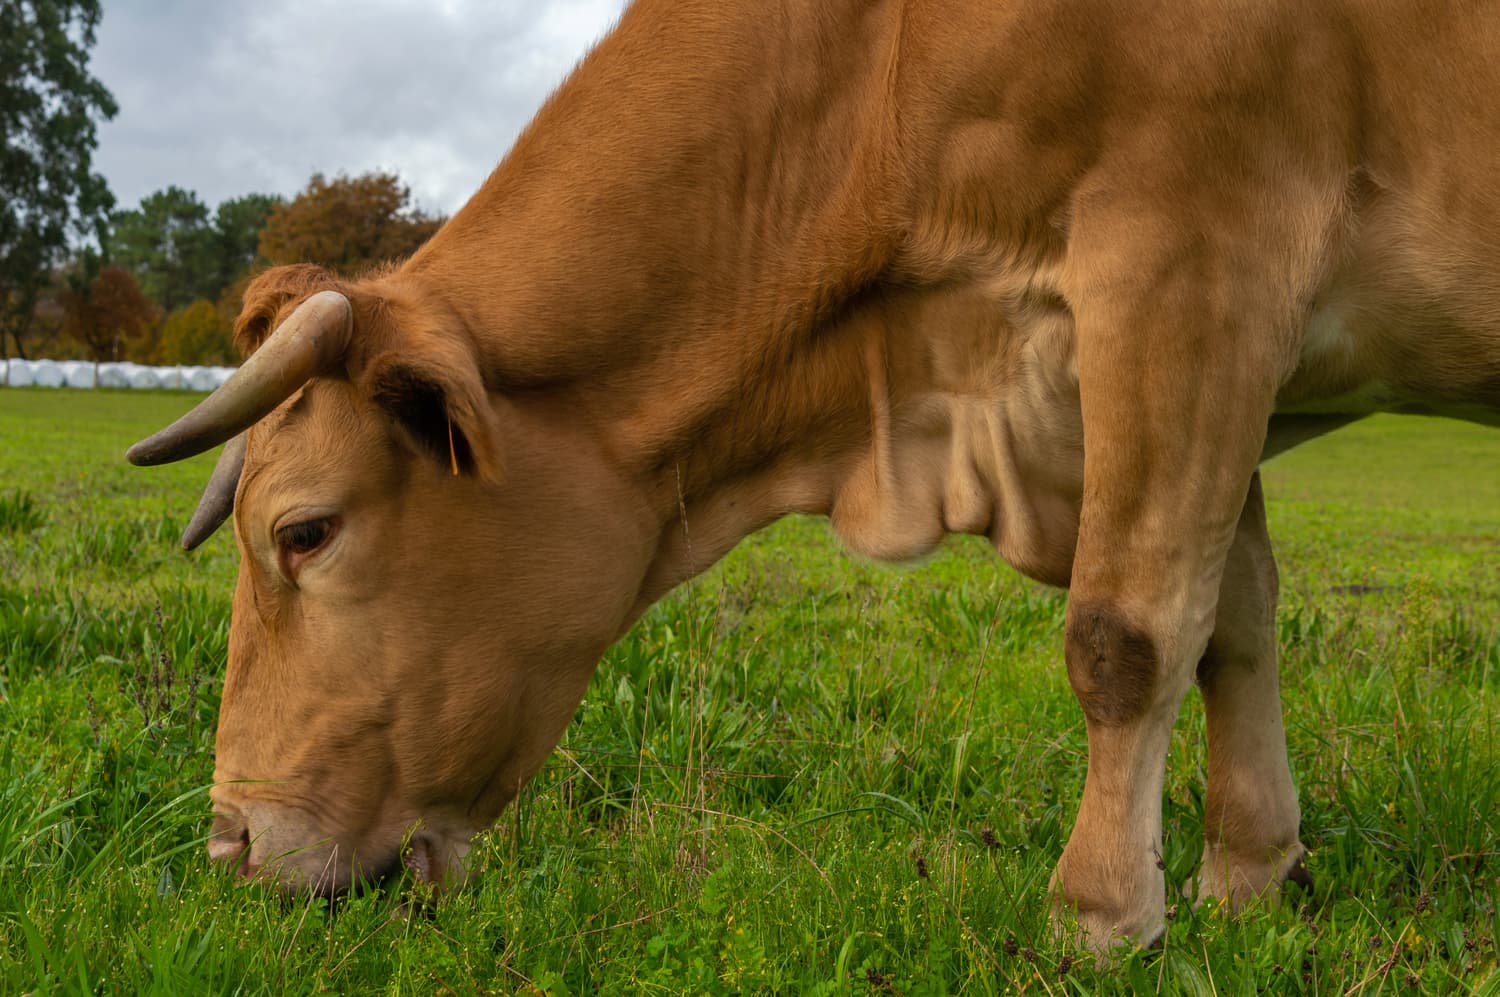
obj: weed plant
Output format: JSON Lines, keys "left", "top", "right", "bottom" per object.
{"left": 0, "top": 389, "right": 1496, "bottom": 994}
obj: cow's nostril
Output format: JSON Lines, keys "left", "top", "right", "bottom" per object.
{"left": 404, "top": 834, "right": 437, "bottom": 884}
{"left": 207, "top": 812, "right": 251, "bottom": 875}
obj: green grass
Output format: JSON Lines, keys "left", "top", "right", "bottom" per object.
{"left": 1, "top": 388, "right": 1497, "bottom": 995}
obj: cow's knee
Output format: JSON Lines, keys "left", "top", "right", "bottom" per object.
{"left": 1064, "top": 602, "right": 1161, "bottom": 725}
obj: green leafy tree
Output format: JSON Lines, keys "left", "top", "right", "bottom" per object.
{"left": 108, "top": 186, "right": 216, "bottom": 313}
{"left": 110, "top": 188, "right": 282, "bottom": 316}
{"left": 0, "top": 0, "right": 117, "bottom": 358}
{"left": 212, "top": 192, "right": 279, "bottom": 287}
{"left": 257, "top": 172, "right": 443, "bottom": 274}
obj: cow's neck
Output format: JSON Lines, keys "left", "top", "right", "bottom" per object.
{"left": 407, "top": 0, "right": 924, "bottom": 613}
{"left": 411, "top": 0, "right": 907, "bottom": 380}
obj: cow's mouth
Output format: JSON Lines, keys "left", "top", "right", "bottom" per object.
{"left": 400, "top": 833, "right": 448, "bottom": 886}
{"left": 210, "top": 805, "right": 471, "bottom": 902}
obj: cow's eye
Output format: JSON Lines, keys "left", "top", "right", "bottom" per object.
{"left": 276, "top": 518, "right": 334, "bottom": 555}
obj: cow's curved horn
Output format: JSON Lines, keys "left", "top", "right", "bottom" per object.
{"left": 181, "top": 432, "right": 246, "bottom": 551}
{"left": 126, "top": 290, "right": 353, "bottom": 466}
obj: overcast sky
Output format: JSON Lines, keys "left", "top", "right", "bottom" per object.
{"left": 91, "top": 0, "right": 629, "bottom": 218}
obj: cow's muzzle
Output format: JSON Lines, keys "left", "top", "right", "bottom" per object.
{"left": 206, "top": 799, "right": 472, "bottom": 896}
{"left": 207, "top": 812, "right": 253, "bottom": 878}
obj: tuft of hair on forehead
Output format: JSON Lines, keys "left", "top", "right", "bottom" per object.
{"left": 233, "top": 263, "right": 350, "bottom": 356}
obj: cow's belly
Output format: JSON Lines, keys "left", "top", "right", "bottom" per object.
{"left": 1274, "top": 188, "right": 1500, "bottom": 431}
{"left": 1276, "top": 304, "right": 1500, "bottom": 429}
{"left": 1276, "top": 387, "right": 1500, "bottom": 428}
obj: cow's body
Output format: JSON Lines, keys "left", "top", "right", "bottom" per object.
{"left": 131, "top": 0, "right": 1500, "bottom": 954}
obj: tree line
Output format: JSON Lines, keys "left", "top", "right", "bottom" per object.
{"left": 45, "top": 175, "right": 442, "bottom": 365}
{"left": 2, "top": 1, "right": 444, "bottom": 367}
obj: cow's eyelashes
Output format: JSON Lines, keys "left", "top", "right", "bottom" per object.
{"left": 274, "top": 517, "right": 339, "bottom": 582}
{"left": 276, "top": 518, "right": 335, "bottom": 556}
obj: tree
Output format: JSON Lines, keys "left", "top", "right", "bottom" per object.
{"left": 257, "top": 172, "right": 443, "bottom": 275}
{"left": 108, "top": 186, "right": 216, "bottom": 314}
{"left": 59, "top": 264, "right": 158, "bottom": 362}
{"left": 0, "top": 0, "right": 116, "bottom": 358}
{"left": 154, "top": 298, "right": 232, "bottom": 366}
{"left": 109, "top": 188, "right": 282, "bottom": 314}
{"left": 212, "top": 192, "right": 280, "bottom": 288}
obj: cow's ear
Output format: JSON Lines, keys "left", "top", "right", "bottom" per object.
{"left": 362, "top": 345, "right": 505, "bottom": 484}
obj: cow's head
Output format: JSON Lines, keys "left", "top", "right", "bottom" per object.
{"left": 131, "top": 265, "right": 653, "bottom": 893}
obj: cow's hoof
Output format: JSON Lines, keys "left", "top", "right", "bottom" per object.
{"left": 1050, "top": 914, "right": 1167, "bottom": 967}
{"left": 1050, "top": 848, "right": 1168, "bottom": 961}
{"left": 1194, "top": 840, "right": 1309, "bottom": 911}
{"left": 1049, "top": 894, "right": 1166, "bottom": 963}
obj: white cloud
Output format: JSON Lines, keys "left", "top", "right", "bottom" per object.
{"left": 91, "top": 0, "right": 627, "bottom": 216}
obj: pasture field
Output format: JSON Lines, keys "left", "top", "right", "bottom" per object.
{"left": 1, "top": 387, "right": 1497, "bottom": 995}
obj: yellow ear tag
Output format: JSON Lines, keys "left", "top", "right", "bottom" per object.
{"left": 446, "top": 415, "right": 459, "bottom": 477}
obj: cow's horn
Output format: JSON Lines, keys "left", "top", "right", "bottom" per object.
{"left": 126, "top": 290, "right": 353, "bottom": 466}
{"left": 180, "top": 432, "right": 246, "bottom": 551}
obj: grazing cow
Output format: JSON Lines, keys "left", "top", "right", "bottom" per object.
{"left": 128, "top": 0, "right": 1500, "bottom": 953}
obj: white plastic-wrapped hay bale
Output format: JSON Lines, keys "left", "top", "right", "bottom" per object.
{"left": 209, "top": 366, "right": 236, "bottom": 389}
{"left": 185, "top": 366, "right": 220, "bottom": 392}
{"left": 153, "top": 366, "right": 185, "bottom": 389}
{"left": 31, "top": 360, "right": 65, "bottom": 388}
{"left": 97, "top": 362, "right": 133, "bottom": 388}
{"left": 127, "top": 365, "right": 161, "bottom": 389}
{"left": 5, "top": 360, "right": 32, "bottom": 386}
{"left": 62, "top": 361, "right": 96, "bottom": 389}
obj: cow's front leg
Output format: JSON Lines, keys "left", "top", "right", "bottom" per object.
{"left": 1049, "top": 228, "right": 1299, "bottom": 953}
{"left": 1053, "top": 472, "right": 1269, "bottom": 950}
{"left": 1195, "top": 471, "right": 1306, "bottom": 906}
{"left": 1053, "top": 595, "right": 1200, "bottom": 950}
{"left": 1054, "top": 576, "right": 1228, "bottom": 951}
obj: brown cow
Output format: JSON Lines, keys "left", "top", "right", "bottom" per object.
{"left": 129, "top": 0, "right": 1500, "bottom": 954}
